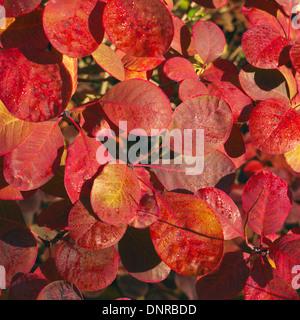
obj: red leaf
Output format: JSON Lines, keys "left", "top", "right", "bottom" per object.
{"left": 196, "top": 250, "right": 250, "bottom": 300}
{"left": 68, "top": 198, "right": 127, "bottom": 250}
{"left": 150, "top": 192, "right": 224, "bottom": 276}
{"left": 0, "top": 218, "right": 37, "bottom": 287}
{"left": 249, "top": 98, "right": 300, "bottom": 154}
{"left": 91, "top": 163, "right": 141, "bottom": 225}
{"left": 239, "top": 64, "right": 290, "bottom": 103}
{"left": 43, "top": 0, "right": 105, "bottom": 58}
{"left": 0, "top": 48, "right": 73, "bottom": 122}
{"left": 37, "top": 199, "right": 73, "bottom": 231}
{"left": 242, "top": 0, "right": 289, "bottom": 37}
{"left": 3, "top": 121, "right": 64, "bottom": 191}
{"left": 168, "top": 95, "right": 233, "bottom": 156}
{"left": 64, "top": 133, "right": 101, "bottom": 203}
{"left": 290, "top": 42, "right": 300, "bottom": 74}
{"left": 269, "top": 233, "right": 300, "bottom": 284}
{"left": 178, "top": 78, "right": 209, "bottom": 101}
{"left": 201, "top": 59, "right": 238, "bottom": 83}
{"left": 192, "top": 21, "right": 226, "bottom": 64}
{"left": 163, "top": 57, "right": 197, "bottom": 82}
{"left": 170, "top": 15, "right": 191, "bottom": 56}
{"left": 242, "top": 170, "right": 292, "bottom": 236}
{"left": 103, "top": 0, "right": 174, "bottom": 58}
{"left": 0, "top": 157, "right": 35, "bottom": 200}
{"left": 100, "top": 79, "right": 173, "bottom": 135}
{"left": 245, "top": 257, "right": 299, "bottom": 300}
{"left": 242, "top": 25, "right": 290, "bottom": 69}
{"left": 4, "top": 0, "right": 42, "bottom": 17}
{"left": 118, "top": 226, "right": 171, "bottom": 283}
{"left": 208, "top": 81, "right": 254, "bottom": 123}
{"left": 0, "top": 7, "right": 49, "bottom": 49}
{"left": 8, "top": 273, "right": 49, "bottom": 300}
{"left": 196, "top": 187, "right": 244, "bottom": 240}
{"left": 55, "top": 238, "right": 118, "bottom": 291}
{"left": 37, "top": 281, "right": 83, "bottom": 300}
{"left": 152, "top": 150, "right": 236, "bottom": 193}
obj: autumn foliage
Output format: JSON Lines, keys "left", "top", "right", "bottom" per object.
{"left": 0, "top": 0, "right": 300, "bottom": 300}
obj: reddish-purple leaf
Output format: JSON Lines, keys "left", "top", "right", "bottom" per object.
{"left": 8, "top": 273, "right": 49, "bottom": 300}
{"left": 103, "top": 0, "right": 174, "bottom": 58}
{"left": 242, "top": 0, "right": 288, "bottom": 37}
{"left": 55, "top": 237, "right": 118, "bottom": 291}
{"left": 196, "top": 250, "right": 250, "bottom": 300}
{"left": 217, "top": 123, "right": 246, "bottom": 169}
{"left": 3, "top": 121, "right": 64, "bottom": 191}
{"left": 91, "top": 163, "right": 141, "bottom": 225}
{"left": 163, "top": 57, "right": 197, "bottom": 82}
{"left": 0, "top": 48, "right": 73, "bottom": 122}
{"left": 290, "top": 42, "right": 300, "bottom": 74}
{"left": 170, "top": 15, "right": 191, "bottom": 56}
{"left": 178, "top": 78, "right": 209, "bottom": 101}
{"left": 201, "top": 59, "right": 238, "bottom": 83}
{"left": 242, "top": 25, "right": 290, "bottom": 69}
{"left": 269, "top": 233, "right": 300, "bottom": 284}
{"left": 0, "top": 218, "right": 37, "bottom": 287}
{"left": 249, "top": 98, "right": 300, "bottom": 154}
{"left": 245, "top": 257, "right": 299, "bottom": 300}
{"left": 37, "top": 281, "right": 83, "bottom": 300}
{"left": 168, "top": 95, "right": 233, "bottom": 156}
{"left": 242, "top": 170, "right": 292, "bottom": 236}
{"left": 0, "top": 7, "right": 49, "bottom": 49}
{"left": 239, "top": 64, "right": 290, "bottom": 103}
{"left": 208, "top": 81, "right": 253, "bottom": 123}
{"left": 4, "top": 0, "right": 42, "bottom": 17}
{"left": 152, "top": 150, "right": 236, "bottom": 193}
{"left": 65, "top": 133, "right": 102, "bottom": 203}
{"left": 100, "top": 79, "right": 173, "bottom": 136}
{"left": 150, "top": 192, "right": 224, "bottom": 276}
{"left": 196, "top": 187, "right": 244, "bottom": 240}
{"left": 37, "top": 199, "right": 73, "bottom": 231}
{"left": 43, "top": 0, "right": 105, "bottom": 58}
{"left": 118, "top": 226, "right": 171, "bottom": 283}
{"left": 192, "top": 21, "right": 226, "bottom": 64}
{"left": 0, "top": 157, "right": 35, "bottom": 200}
{"left": 68, "top": 198, "right": 127, "bottom": 250}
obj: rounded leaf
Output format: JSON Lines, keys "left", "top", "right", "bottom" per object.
{"left": 55, "top": 238, "right": 118, "bottom": 292}
{"left": 3, "top": 121, "right": 64, "bottom": 191}
{"left": 168, "top": 95, "right": 233, "bottom": 156}
{"left": 4, "top": 0, "right": 42, "bottom": 17}
{"left": 0, "top": 218, "right": 37, "bottom": 287}
{"left": 0, "top": 48, "right": 72, "bottom": 122}
{"left": 91, "top": 163, "right": 141, "bottom": 225}
{"left": 242, "top": 25, "right": 290, "bottom": 69}
{"left": 192, "top": 21, "right": 226, "bottom": 64}
{"left": 119, "top": 226, "right": 171, "bottom": 283}
{"left": 100, "top": 79, "right": 173, "bottom": 135}
{"left": 196, "top": 187, "right": 244, "bottom": 240}
{"left": 103, "top": 0, "right": 174, "bottom": 57}
{"left": 150, "top": 192, "right": 224, "bottom": 276}
{"left": 43, "top": 0, "right": 105, "bottom": 58}
{"left": 68, "top": 198, "right": 127, "bottom": 249}
{"left": 249, "top": 98, "right": 300, "bottom": 154}
{"left": 37, "top": 281, "right": 83, "bottom": 300}
{"left": 242, "top": 170, "right": 292, "bottom": 235}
